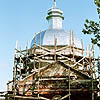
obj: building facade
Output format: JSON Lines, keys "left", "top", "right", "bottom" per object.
{"left": 7, "top": 1, "right": 99, "bottom": 100}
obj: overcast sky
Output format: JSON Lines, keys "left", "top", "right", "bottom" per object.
{"left": 0, "top": 0, "right": 99, "bottom": 91}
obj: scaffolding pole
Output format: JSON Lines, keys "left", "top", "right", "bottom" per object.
{"left": 38, "top": 60, "right": 40, "bottom": 98}
{"left": 98, "top": 56, "right": 100, "bottom": 96}
{"left": 68, "top": 57, "right": 71, "bottom": 100}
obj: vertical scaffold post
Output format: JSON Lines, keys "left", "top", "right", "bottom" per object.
{"left": 98, "top": 56, "right": 100, "bottom": 96}
{"left": 33, "top": 33, "right": 37, "bottom": 70}
{"left": 81, "top": 39, "right": 84, "bottom": 67}
{"left": 86, "top": 46, "right": 88, "bottom": 57}
{"left": 68, "top": 30, "right": 71, "bottom": 100}
{"left": 13, "top": 49, "right": 17, "bottom": 100}
{"left": 35, "top": 33, "right": 36, "bottom": 48}
{"left": 92, "top": 44, "right": 96, "bottom": 79}
{"left": 89, "top": 44, "right": 92, "bottom": 74}
{"left": 69, "top": 61, "right": 71, "bottom": 100}
{"left": 33, "top": 55, "right": 36, "bottom": 70}
{"left": 39, "top": 30, "right": 41, "bottom": 48}
{"left": 92, "top": 64, "right": 94, "bottom": 100}
{"left": 89, "top": 44, "right": 94, "bottom": 100}
{"left": 72, "top": 31, "right": 74, "bottom": 58}
{"left": 69, "top": 30, "right": 72, "bottom": 54}
{"left": 81, "top": 39, "right": 83, "bottom": 56}
{"left": 20, "top": 48, "right": 22, "bottom": 79}
{"left": 26, "top": 40, "right": 29, "bottom": 55}
{"left": 38, "top": 60, "right": 40, "bottom": 98}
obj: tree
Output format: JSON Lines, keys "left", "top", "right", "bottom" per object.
{"left": 82, "top": 0, "right": 100, "bottom": 47}
{"left": 94, "top": 0, "right": 100, "bottom": 7}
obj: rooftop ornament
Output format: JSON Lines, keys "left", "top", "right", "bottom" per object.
{"left": 53, "top": 0, "right": 56, "bottom": 8}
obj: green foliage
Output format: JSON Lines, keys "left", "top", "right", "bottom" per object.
{"left": 82, "top": 19, "right": 100, "bottom": 47}
{"left": 82, "top": 0, "right": 100, "bottom": 47}
{"left": 95, "top": 0, "right": 100, "bottom": 14}
{"left": 97, "top": 8, "right": 100, "bottom": 14}
{"left": 94, "top": 0, "right": 100, "bottom": 8}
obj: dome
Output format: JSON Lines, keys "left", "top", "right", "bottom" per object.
{"left": 31, "top": 29, "right": 82, "bottom": 48}
{"left": 31, "top": 1, "right": 82, "bottom": 49}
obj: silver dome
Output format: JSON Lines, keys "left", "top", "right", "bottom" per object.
{"left": 31, "top": 29, "right": 82, "bottom": 48}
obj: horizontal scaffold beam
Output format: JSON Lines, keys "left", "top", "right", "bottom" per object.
{"left": 7, "top": 94, "right": 50, "bottom": 100}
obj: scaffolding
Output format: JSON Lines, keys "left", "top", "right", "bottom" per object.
{"left": 7, "top": 31, "right": 99, "bottom": 100}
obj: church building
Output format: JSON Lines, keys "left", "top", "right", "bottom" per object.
{"left": 7, "top": 0, "right": 99, "bottom": 100}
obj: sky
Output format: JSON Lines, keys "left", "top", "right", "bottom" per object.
{"left": 0, "top": 0, "right": 99, "bottom": 91}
